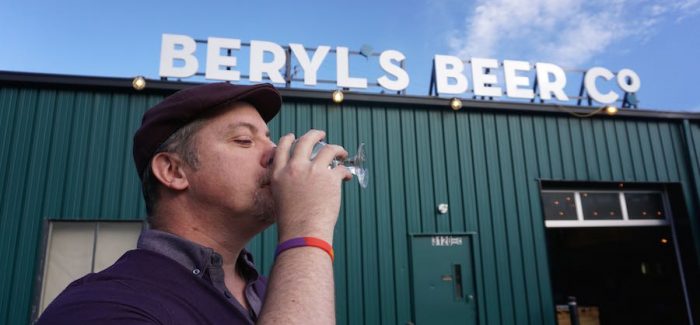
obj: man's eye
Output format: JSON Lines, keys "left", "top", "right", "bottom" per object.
{"left": 234, "top": 139, "right": 253, "bottom": 145}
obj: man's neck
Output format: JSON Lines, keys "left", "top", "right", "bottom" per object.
{"left": 154, "top": 207, "right": 269, "bottom": 276}
{"left": 167, "top": 224, "right": 247, "bottom": 264}
{"left": 153, "top": 209, "right": 268, "bottom": 312}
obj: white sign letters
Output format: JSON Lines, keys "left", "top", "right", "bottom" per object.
{"left": 159, "top": 34, "right": 641, "bottom": 105}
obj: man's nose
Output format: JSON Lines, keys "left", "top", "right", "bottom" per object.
{"left": 261, "top": 140, "right": 276, "bottom": 167}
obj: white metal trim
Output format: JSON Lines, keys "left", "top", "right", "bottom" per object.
{"left": 620, "top": 192, "right": 629, "bottom": 221}
{"left": 545, "top": 219, "right": 668, "bottom": 228}
{"left": 38, "top": 222, "right": 54, "bottom": 313}
{"left": 574, "top": 192, "right": 584, "bottom": 221}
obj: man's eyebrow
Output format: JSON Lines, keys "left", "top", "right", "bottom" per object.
{"left": 225, "top": 122, "right": 270, "bottom": 137}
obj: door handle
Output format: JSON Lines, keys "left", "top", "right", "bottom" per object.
{"left": 453, "top": 264, "right": 463, "bottom": 300}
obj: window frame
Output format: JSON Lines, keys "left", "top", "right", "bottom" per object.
{"left": 542, "top": 189, "right": 669, "bottom": 228}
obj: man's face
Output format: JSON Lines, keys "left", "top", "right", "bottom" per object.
{"left": 184, "top": 102, "right": 277, "bottom": 224}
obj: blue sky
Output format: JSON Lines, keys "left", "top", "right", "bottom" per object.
{"left": 2, "top": 0, "right": 699, "bottom": 111}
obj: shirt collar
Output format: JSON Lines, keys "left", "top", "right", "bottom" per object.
{"left": 137, "top": 229, "right": 260, "bottom": 281}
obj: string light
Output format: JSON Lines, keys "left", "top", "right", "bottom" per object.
{"left": 449, "top": 97, "right": 463, "bottom": 111}
{"left": 604, "top": 105, "right": 618, "bottom": 115}
{"left": 331, "top": 89, "right": 344, "bottom": 104}
{"left": 132, "top": 76, "right": 146, "bottom": 91}
{"left": 554, "top": 104, "right": 619, "bottom": 118}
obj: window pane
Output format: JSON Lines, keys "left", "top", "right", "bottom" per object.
{"left": 580, "top": 192, "right": 622, "bottom": 220}
{"left": 542, "top": 192, "right": 578, "bottom": 220}
{"left": 40, "top": 221, "right": 143, "bottom": 315}
{"left": 626, "top": 193, "right": 665, "bottom": 220}
{"left": 94, "top": 222, "right": 142, "bottom": 272}
{"left": 41, "top": 222, "right": 96, "bottom": 313}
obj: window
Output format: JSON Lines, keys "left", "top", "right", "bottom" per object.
{"left": 625, "top": 193, "right": 665, "bottom": 220}
{"left": 580, "top": 192, "right": 622, "bottom": 220}
{"left": 542, "top": 190, "right": 668, "bottom": 228}
{"left": 37, "top": 221, "right": 144, "bottom": 315}
{"left": 541, "top": 192, "right": 577, "bottom": 221}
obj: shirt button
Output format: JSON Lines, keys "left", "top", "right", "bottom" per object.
{"left": 224, "top": 290, "right": 232, "bottom": 298}
{"left": 192, "top": 268, "right": 201, "bottom": 275}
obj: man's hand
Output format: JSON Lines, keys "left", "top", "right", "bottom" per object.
{"left": 270, "top": 130, "right": 352, "bottom": 244}
{"left": 259, "top": 129, "right": 350, "bottom": 325}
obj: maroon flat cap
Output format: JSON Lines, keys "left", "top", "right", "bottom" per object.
{"left": 133, "top": 82, "right": 281, "bottom": 179}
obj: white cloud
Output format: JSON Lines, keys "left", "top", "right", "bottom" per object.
{"left": 675, "top": 0, "right": 700, "bottom": 21}
{"left": 449, "top": 0, "right": 700, "bottom": 67}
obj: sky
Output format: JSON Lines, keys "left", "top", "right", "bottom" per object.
{"left": 2, "top": 0, "right": 699, "bottom": 112}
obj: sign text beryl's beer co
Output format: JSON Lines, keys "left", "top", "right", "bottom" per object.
{"left": 159, "top": 34, "right": 641, "bottom": 105}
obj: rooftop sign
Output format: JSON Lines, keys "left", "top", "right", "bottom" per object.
{"left": 159, "top": 34, "right": 640, "bottom": 106}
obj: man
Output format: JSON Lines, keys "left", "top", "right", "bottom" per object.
{"left": 38, "top": 82, "right": 351, "bottom": 324}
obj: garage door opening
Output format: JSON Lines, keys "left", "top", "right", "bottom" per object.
{"left": 541, "top": 187, "right": 696, "bottom": 324}
{"left": 547, "top": 226, "right": 688, "bottom": 324}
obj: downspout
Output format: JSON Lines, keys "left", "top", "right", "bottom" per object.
{"left": 679, "top": 119, "right": 700, "bottom": 324}
{"left": 681, "top": 119, "right": 700, "bottom": 255}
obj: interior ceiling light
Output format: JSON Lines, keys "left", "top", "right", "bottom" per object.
{"left": 332, "top": 89, "right": 344, "bottom": 104}
{"left": 449, "top": 97, "right": 463, "bottom": 111}
{"left": 132, "top": 76, "right": 146, "bottom": 91}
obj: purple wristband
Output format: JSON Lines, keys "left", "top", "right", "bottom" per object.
{"left": 275, "top": 237, "right": 334, "bottom": 261}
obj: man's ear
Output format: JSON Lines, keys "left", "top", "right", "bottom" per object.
{"left": 150, "top": 152, "right": 190, "bottom": 190}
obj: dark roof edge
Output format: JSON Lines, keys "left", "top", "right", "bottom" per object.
{"left": 1, "top": 70, "right": 698, "bottom": 120}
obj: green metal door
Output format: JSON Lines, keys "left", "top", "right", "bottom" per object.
{"left": 410, "top": 234, "right": 477, "bottom": 325}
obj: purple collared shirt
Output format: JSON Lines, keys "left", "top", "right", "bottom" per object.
{"left": 37, "top": 229, "right": 267, "bottom": 324}
{"left": 137, "top": 229, "right": 265, "bottom": 319}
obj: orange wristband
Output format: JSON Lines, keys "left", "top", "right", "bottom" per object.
{"left": 275, "top": 237, "right": 334, "bottom": 262}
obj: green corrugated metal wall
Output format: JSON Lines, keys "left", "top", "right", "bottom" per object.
{"left": 1, "top": 84, "right": 699, "bottom": 324}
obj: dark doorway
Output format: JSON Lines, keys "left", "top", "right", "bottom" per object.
{"left": 547, "top": 226, "right": 689, "bottom": 324}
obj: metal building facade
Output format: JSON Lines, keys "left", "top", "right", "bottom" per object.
{"left": 1, "top": 72, "right": 699, "bottom": 324}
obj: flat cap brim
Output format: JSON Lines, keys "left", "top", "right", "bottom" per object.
{"left": 133, "top": 82, "right": 281, "bottom": 179}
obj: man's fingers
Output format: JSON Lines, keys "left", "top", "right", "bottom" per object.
{"left": 313, "top": 144, "right": 348, "bottom": 168}
{"left": 273, "top": 133, "right": 295, "bottom": 171}
{"left": 291, "top": 130, "right": 326, "bottom": 162}
{"left": 334, "top": 165, "right": 353, "bottom": 181}
{"left": 274, "top": 129, "right": 352, "bottom": 184}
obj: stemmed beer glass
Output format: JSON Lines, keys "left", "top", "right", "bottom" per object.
{"left": 292, "top": 141, "right": 368, "bottom": 188}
